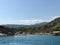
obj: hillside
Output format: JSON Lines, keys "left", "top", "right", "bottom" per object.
{"left": 41, "top": 17, "right": 60, "bottom": 32}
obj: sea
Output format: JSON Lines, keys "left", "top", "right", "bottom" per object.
{"left": 0, "top": 35, "right": 60, "bottom": 45}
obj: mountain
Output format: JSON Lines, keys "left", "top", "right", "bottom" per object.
{"left": 0, "top": 17, "right": 60, "bottom": 36}
{"left": 33, "top": 22, "right": 48, "bottom": 26}
{"left": 2, "top": 22, "right": 48, "bottom": 28}
{"left": 2, "top": 24, "right": 28, "bottom": 28}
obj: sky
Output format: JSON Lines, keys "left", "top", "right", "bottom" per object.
{"left": 0, "top": 0, "right": 60, "bottom": 25}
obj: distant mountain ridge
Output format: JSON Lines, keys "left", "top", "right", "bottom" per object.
{"left": 2, "top": 22, "right": 48, "bottom": 28}
{"left": 34, "top": 22, "right": 48, "bottom": 26}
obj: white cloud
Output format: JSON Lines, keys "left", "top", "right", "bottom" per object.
{"left": 9, "top": 19, "right": 47, "bottom": 25}
{"left": 1, "top": 16, "right": 60, "bottom": 25}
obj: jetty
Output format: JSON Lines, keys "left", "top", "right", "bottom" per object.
{"left": 53, "top": 31, "right": 60, "bottom": 36}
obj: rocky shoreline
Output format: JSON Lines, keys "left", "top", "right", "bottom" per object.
{"left": 0, "top": 31, "right": 60, "bottom": 37}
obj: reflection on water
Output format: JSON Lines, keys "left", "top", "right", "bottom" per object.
{"left": 0, "top": 35, "right": 60, "bottom": 45}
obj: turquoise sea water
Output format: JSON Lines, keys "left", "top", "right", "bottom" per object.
{"left": 0, "top": 35, "right": 60, "bottom": 45}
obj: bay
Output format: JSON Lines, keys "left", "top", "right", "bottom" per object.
{"left": 0, "top": 35, "right": 60, "bottom": 45}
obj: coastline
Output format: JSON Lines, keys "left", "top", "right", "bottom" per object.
{"left": 0, "top": 32, "right": 60, "bottom": 37}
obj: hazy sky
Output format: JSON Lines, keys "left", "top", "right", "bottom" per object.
{"left": 0, "top": 0, "right": 60, "bottom": 25}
